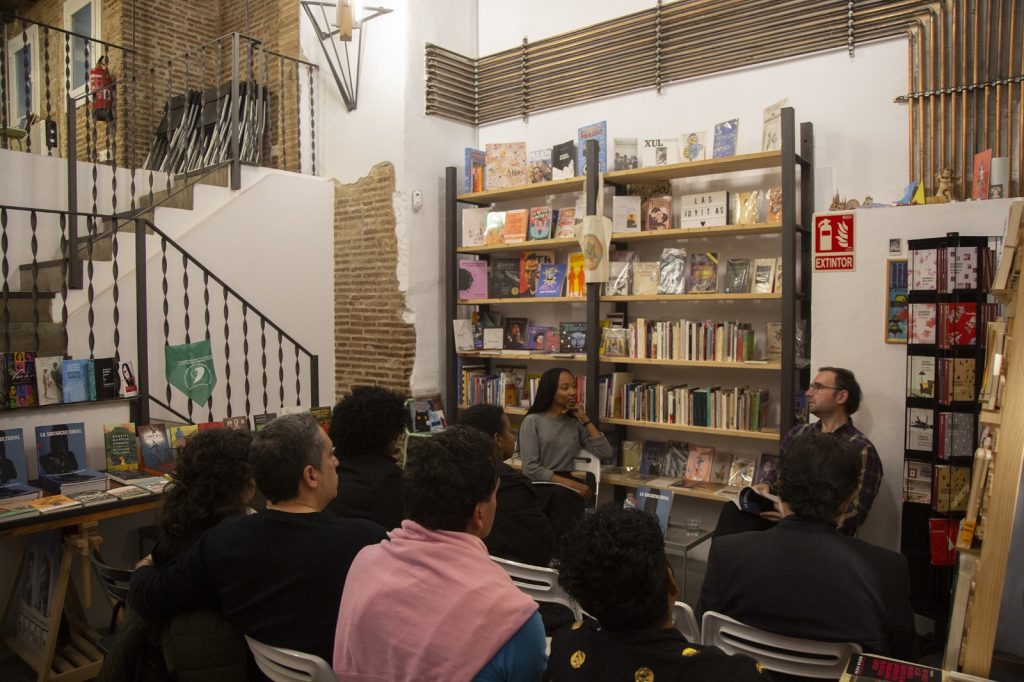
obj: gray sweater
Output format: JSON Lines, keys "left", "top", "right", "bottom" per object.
{"left": 518, "top": 413, "right": 613, "bottom": 482}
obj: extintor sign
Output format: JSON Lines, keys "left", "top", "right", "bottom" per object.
{"left": 813, "top": 213, "right": 856, "bottom": 271}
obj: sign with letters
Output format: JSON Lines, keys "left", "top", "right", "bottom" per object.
{"left": 813, "top": 213, "right": 856, "bottom": 271}
{"left": 678, "top": 191, "right": 728, "bottom": 228}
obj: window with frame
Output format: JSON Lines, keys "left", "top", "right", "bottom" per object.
{"left": 6, "top": 25, "right": 40, "bottom": 127}
{"left": 64, "top": 0, "right": 102, "bottom": 97}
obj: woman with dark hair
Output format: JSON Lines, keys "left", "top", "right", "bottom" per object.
{"left": 519, "top": 367, "right": 612, "bottom": 499}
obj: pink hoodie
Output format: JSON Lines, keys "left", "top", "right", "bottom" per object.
{"left": 333, "top": 520, "right": 539, "bottom": 681}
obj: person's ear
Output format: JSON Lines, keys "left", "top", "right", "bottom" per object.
{"left": 302, "top": 464, "right": 319, "bottom": 489}
{"left": 835, "top": 388, "right": 849, "bottom": 406}
{"left": 466, "top": 500, "right": 486, "bottom": 534}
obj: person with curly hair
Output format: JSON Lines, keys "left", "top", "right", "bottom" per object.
{"left": 547, "top": 503, "right": 769, "bottom": 681}
{"left": 325, "top": 385, "right": 407, "bottom": 529}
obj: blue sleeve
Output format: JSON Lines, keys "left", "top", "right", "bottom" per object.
{"left": 473, "top": 611, "right": 546, "bottom": 682}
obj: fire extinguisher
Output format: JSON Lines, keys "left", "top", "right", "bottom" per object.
{"left": 89, "top": 55, "right": 114, "bottom": 122}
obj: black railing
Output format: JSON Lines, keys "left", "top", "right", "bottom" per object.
{"left": 0, "top": 204, "right": 319, "bottom": 425}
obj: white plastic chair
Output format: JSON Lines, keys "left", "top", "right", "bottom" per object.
{"left": 673, "top": 601, "right": 700, "bottom": 643}
{"left": 491, "top": 555, "right": 583, "bottom": 621}
{"left": 244, "top": 635, "right": 337, "bottom": 682}
{"left": 701, "top": 611, "right": 861, "bottom": 679}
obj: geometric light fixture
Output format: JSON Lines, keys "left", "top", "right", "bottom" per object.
{"left": 300, "top": 1, "right": 393, "bottom": 112}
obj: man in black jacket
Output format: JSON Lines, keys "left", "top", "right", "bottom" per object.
{"left": 698, "top": 430, "right": 916, "bottom": 659}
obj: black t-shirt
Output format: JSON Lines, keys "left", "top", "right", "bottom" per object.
{"left": 324, "top": 454, "right": 404, "bottom": 529}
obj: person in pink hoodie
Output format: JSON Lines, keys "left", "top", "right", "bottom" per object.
{"left": 333, "top": 426, "right": 546, "bottom": 681}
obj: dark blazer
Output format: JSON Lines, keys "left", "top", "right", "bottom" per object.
{"left": 325, "top": 453, "right": 404, "bottom": 530}
{"left": 698, "top": 515, "right": 917, "bottom": 660}
{"left": 485, "top": 463, "right": 557, "bottom": 566}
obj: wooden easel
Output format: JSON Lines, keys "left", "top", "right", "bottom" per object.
{"left": 2, "top": 526, "right": 104, "bottom": 682}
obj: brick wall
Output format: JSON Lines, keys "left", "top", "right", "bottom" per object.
{"left": 333, "top": 164, "right": 415, "bottom": 397}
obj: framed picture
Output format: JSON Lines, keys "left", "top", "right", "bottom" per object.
{"left": 885, "top": 258, "right": 909, "bottom": 343}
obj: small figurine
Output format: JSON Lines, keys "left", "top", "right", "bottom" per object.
{"left": 936, "top": 167, "right": 956, "bottom": 201}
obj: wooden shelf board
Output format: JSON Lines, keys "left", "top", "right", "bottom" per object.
{"left": 459, "top": 296, "right": 586, "bottom": 305}
{"left": 603, "top": 151, "right": 783, "bottom": 185}
{"left": 600, "top": 417, "right": 780, "bottom": 441}
{"left": 611, "top": 223, "right": 781, "bottom": 242}
{"left": 458, "top": 236, "right": 580, "bottom": 255}
{"left": 458, "top": 351, "right": 587, "bottom": 362}
{"left": 457, "top": 177, "right": 586, "bottom": 204}
{"left": 599, "top": 356, "right": 780, "bottom": 370}
{"left": 600, "top": 292, "right": 782, "bottom": 302}
{"left": 458, "top": 403, "right": 528, "bottom": 416}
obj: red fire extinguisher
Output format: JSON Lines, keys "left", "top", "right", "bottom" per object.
{"left": 89, "top": 55, "right": 114, "bottom": 122}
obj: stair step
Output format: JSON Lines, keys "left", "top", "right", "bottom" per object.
{"left": 18, "top": 259, "right": 66, "bottom": 292}
{"left": 175, "top": 163, "right": 231, "bottom": 188}
{"left": 134, "top": 183, "right": 195, "bottom": 211}
{"left": 1, "top": 292, "right": 57, "bottom": 323}
{"left": 0, "top": 322, "right": 65, "bottom": 356}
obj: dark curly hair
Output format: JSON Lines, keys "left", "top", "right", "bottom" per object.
{"left": 402, "top": 425, "right": 499, "bottom": 532}
{"left": 159, "top": 428, "right": 254, "bottom": 538}
{"left": 818, "top": 366, "right": 862, "bottom": 415}
{"left": 555, "top": 503, "right": 670, "bottom": 631}
{"left": 330, "top": 386, "right": 408, "bottom": 460}
{"left": 778, "top": 430, "right": 861, "bottom": 523}
{"left": 459, "top": 403, "right": 505, "bottom": 438}
{"left": 526, "top": 367, "right": 574, "bottom": 415}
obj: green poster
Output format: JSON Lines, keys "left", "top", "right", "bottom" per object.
{"left": 165, "top": 339, "right": 217, "bottom": 406}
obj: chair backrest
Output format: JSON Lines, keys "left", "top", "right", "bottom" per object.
{"left": 673, "top": 601, "right": 700, "bottom": 643}
{"left": 701, "top": 611, "right": 862, "bottom": 679}
{"left": 491, "top": 555, "right": 582, "bottom": 621}
{"left": 89, "top": 550, "right": 133, "bottom": 604}
{"left": 244, "top": 635, "right": 336, "bottom": 682}
{"left": 572, "top": 450, "right": 601, "bottom": 510}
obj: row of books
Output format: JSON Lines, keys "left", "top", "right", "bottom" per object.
{"left": 903, "top": 460, "right": 970, "bottom": 512}
{"left": 458, "top": 364, "right": 587, "bottom": 411}
{"left": 0, "top": 485, "right": 159, "bottom": 522}
{"left": 3, "top": 352, "right": 138, "bottom": 409}
{"left": 617, "top": 438, "right": 779, "bottom": 490}
{"left": 463, "top": 206, "right": 579, "bottom": 247}
{"left": 909, "top": 244, "right": 994, "bottom": 292}
{"left": 607, "top": 252, "right": 783, "bottom": 297}
{"left": 906, "top": 355, "right": 976, "bottom": 403}
{"left": 908, "top": 302, "right": 999, "bottom": 347}
{"left": 454, "top": 312, "right": 587, "bottom": 354}
{"left": 611, "top": 189, "right": 781, "bottom": 233}
{"left": 905, "top": 406, "right": 976, "bottom": 460}
{"left": 459, "top": 251, "right": 581, "bottom": 300}
{"left": 601, "top": 319, "right": 761, "bottom": 363}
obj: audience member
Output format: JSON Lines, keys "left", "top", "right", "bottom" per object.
{"left": 333, "top": 426, "right": 546, "bottom": 681}
{"left": 325, "top": 385, "right": 407, "bottom": 529}
{"left": 546, "top": 503, "right": 769, "bottom": 681}
{"left": 129, "top": 413, "right": 387, "bottom": 664}
{"left": 698, "top": 430, "right": 915, "bottom": 659}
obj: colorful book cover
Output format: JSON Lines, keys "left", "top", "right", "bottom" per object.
{"left": 909, "top": 303, "right": 937, "bottom": 344}
{"left": 526, "top": 325, "right": 557, "bottom": 352}
{"left": 483, "top": 211, "right": 506, "bottom": 246}
{"left": 688, "top": 252, "right": 719, "bottom": 293}
{"left": 119, "top": 360, "right": 139, "bottom": 398}
{"left": 6, "top": 351, "right": 38, "bottom": 408}
{"left": 942, "top": 303, "right": 977, "bottom": 347}
{"left": 168, "top": 424, "right": 198, "bottom": 450}
{"left": 535, "top": 263, "right": 567, "bottom": 298}
{"left": 722, "top": 258, "right": 750, "bottom": 294}
{"left": 138, "top": 424, "right": 175, "bottom": 473}
{"left": 485, "top": 142, "right": 528, "bottom": 189}
{"left": 34, "top": 356, "right": 63, "bottom": 406}
{"left": 951, "top": 359, "right": 976, "bottom": 402}
{"left": 907, "top": 355, "right": 936, "bottom": 399}
{"left": 640, "top": 137, "right": 677, "bottom": 167}
{"left": 464, "top": 147, "right": 485, "bottom": 193}
{"left": 35, "top": 422, "right": 87, "bottom": 476}
{"left": 640, "top": 441, "right": 668, "bottom": 476}
{"left": 565, "top": 252, "right": 586, "bottom": 298}
{"left": 613, "top": 138, "right": 638, "bottom": 170}
{"left": 631, "top": 262, "right": 660, "bottom": 296}
{"left": 458, "top": 260, "right": 489, "bottom": 300}
{"left": 504, "top": 317, "right": 529, "bottom": 350}
{"left": 844, "top": 653, "right": 944, "bottom": 680}
{"left": 972, "top": 148, "right": 992, "bottom": 200}
{"left": 503, "top": 209, "right": 529, "bottom": 244}
{"left": 680, "top": 131, "right": 706, "bottom": 162}
{"left": 684, "top": 445, "right": 714, "bottom": 481}
{"left": 223, "top": 416, "right": 250, "bottom": 432}
{"left": 633, "top": 486, "right": 673, "bottom": 536}
{"left": 765, "top": 322, "right": 783, "bottom": 361}
{"left": 576, "top": 121, "right": 608, "bottom": 175}
{"left": 554, "top": 207, "right": 577, "bottom": 239}
{"left": 489, "top": 258, "right": 521, "bottom": 298}
{"left": 527, "top": 149, "right": 552, "bottom": 183}
{"left": 60, "top": 358, "right": 91, "bottom": 404}
{"left": 658, "top": 248, "right": 688, "bottom": 295}
{"left": 909, "top": 248, "right": 938, "bottom": 291}
{"left": 612, "top": 195, "right": 642, "bottom": 232}
{"left": 559, "top": 322, "right": 587, "bottom": 353}
{"left": 103, "top": 423, "right": 138, "bottom": 471}
{"left": 712, "top": 118, "right": 739, "bottom": 158}
{"left": 461, "top": 207, "right": 488, "bottom": 247}
{"left": 528, "top": 206, "right": 554, "bottom": 241}
{"left": 753, "top": 453, "right": 779, "bottom": 488}
{"left": 642, "top": 195, "right": 672, "bottom": 230}
{"left": 767, "top": 186, "right": 783, "bottom": 223}
{"left": 197, "top": 420, "right": 226, "bottom": 431}
{"left": 551, "top": 140, "right": 576, "bottom": 179}
{"left": 519, "top": 250, "right": 555, "bottom": 297}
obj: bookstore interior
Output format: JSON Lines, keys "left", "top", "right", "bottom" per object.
{"left": 1, "top": 0, "right": 1023, "bottom": 680}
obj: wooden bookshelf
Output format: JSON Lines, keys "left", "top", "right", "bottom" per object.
{"left": 600, "top": 292, "right": 781, "bottom": 303}
{"left": 458, "top": 296, "right": 585, "bottom": 305}
{"left": 599, "top": 356, "right": 781, "bottom": 370}
{"left": 458, "top": 403, "right": 528, "bottom": 416}
{"left": 603, "top": 151, "right": 785, "bottom": 186}
{"left": 458, "top": 236, "right": 580, "bottom": 255}
{"left": 457, "top": 176, "right": 586, "bottom": 205}
{"left": 458, "top": 351, "right": 587, "bottom": 362}
{"left": 601, "top": 417, "right": 780, "bottom": 441}
{"left": 611, "top": 223, "right": 781, "bottom": 242}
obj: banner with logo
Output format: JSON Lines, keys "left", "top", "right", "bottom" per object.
{"left": 165, "top": 339, "right": 217, "bottom": 406}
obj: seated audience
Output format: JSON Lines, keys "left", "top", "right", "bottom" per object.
{"left": 129, "top": 413, "right": 387, "bottom": 664}
{"left": 325, "top": 385, "right": 407, "bottom": 529}
{"left": 546, "top": 503, "right": 770, "bottom": 681}
{"left": 698, "top": 430, "right": 916, "bottom": 659}
{"left": 460, "top": 404, "right": 556, "bottom": 566}
{"left": 333, "top": 425, "right": 547, "bottom": 681}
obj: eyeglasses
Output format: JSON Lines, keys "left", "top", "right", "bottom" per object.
{"left": 808, "top": 382, "right": 841, "bottom": 392}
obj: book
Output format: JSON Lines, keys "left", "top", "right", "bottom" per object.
{"left": 254, "top": 414, "right": 278, "bottom": 432}
{"left": 565, "top": 252, "right": 586, "bottom": 298}
{"left": 34, "top": 356, "right": 63, "bottom": 405}
{"left": 722, "top": 258, "right": 750, "bottom": 294}
{"left": 118, "top": 360, "right": 139, "bottom": 398}
{"left": 535, "top": 263, "right": 567, "bottom": 297}
{"left": 69, "top": 489, "right": 122, "bottom": 506}
{"left": 910, "top": 248, "right": 938, "bottom": 290}
{"left": 640, "top": 137, "right": 677, "bottom": 167}
{"left": 750, "top": 258, "right": 776, "bottom": 293}
{"left": 138, "top": 424, "right": 175, "bottom": 474}
{"left": 223, "top": 416, "right": 250, "bottom": 431}
{"left": 688, "top": 252, "right": 719, "bottom": 293}
{"left": 612, "top": 195, "right": 642, "bottom": 232}
{"left": 633, "top": 486, "right": 673, "bottom": 536}
{"left": 640, "top": 441, "right": 667, "bottom": 476}
{"left": 457, "top": 260, "right": 488, "bottom": 300}
{"left": 504, "top": 317, "right": 529, "bottom": 350}
{"left": 6, "top": 351, "right": 38, "bottom": 408}
{"left": 483, "top": 327, "right": 504, "bottom": 350}
{"left": 602, "top": 328, "right": 629, "bottom": 356}
{"left": 485, "top": 142, "right": 528, "bottom": 189}
{"left": 453, "top": 319, "right": 475, "bottom": 352}
{"left": 678, "top": 191, "right": 727, "bottom": 228}
{"left": 932, "top": 464, "right": 970, "bottom": 512}
{"left": 103, "top": 423, "right": 138, "bottom": 472}
{"left": 527, "top": 325, "right": 558, "bottom": 352}
{"left": 197, "top": 420, "right": 225, "bottom": 430}
{"left": 728, "top": 456, "right": 756, "bottom": 488}
{"left": 503, "top": 209, "right": 529, "bottom": 244}
{"left": 734, "top": 486, "right": 780, "bottom": 515}
{"left": 906, "top": 407, "right": 934, "bottom": 452}
{"left": 35, "top": 422, "right": 87, "bottom": 477}
{"left": 461, "top": 207, "right": 488, "bottom": 247}
{"left": 710, "top": 452, "right": 734, "bottom": 483}
{"left": 107, "top": 485, "right": 152, "bottom": 500}
{"left": 631, "top": 262, "right": 660, "bottom": 296}
{"left": 168, "top": 424, "right": 198, "bottom": 450}
{"left": 519, "top": 250, "right": 555, "bottom": 297}
{"left": 680, "top": 132, "right": 707, "bottom": 162}
{"left": 930, "top": 517, "right": 958, "bottom": 566}
{"left": 753, "top": 453, "right": 779, "bottom": 488}
{"left": 527, "top": 206, "right": 554, "bottom": 241}
{"left": 0, "top": 499, "right": 41, "bottom": 521}
{"left": 554, "top": 207, "right": 577, "bottom": 239}
{"left": 684, "top": 445, "right": 714, "bottom": 481}
{"left": 613, "top": 138, "right": 638, "bottom": 170}
{"left": 765, "top": 322, "right": 783, "bottom": 361}
{"left": 559, "top": 322, "right": 587, "bottom": 353}
{"left": 766, "top": 186, "right": 783, "bottom": 223}
{"left": 551, "top": 140, "right": 576, "bottom": 179}
{"left": 489, "top": 258, "right": 521, "bottom": 298}
{"left": 606, "top": 261, "right": 631, "bottom": 297}
{"left": 310, "top": 407, "right": 332, "bottom": 433}
{"left": 971, "top": 148, "right": 992, "bottom": 200}
{"left": 907, "top": 355, "right": 936, "bottom": 398}
{"left": 761, "top": 99, "right": 787, "bottom": 151}
{"left": 60, "top": 358, "right": 91, "bottom": 404}
{"left": 909, "top": 303, "right": 937, "bottom": 344}
{"left": 29, "top": 494, "right": 83, "bottom": 513}
{"left": 464, "top": 147, "right": 485, "bottom": 193}
{"left": 483, "top": 211, "right": 506, "bottom": 246}
{"left": 642, "top": 195, "right": 672, "bottom": 230}
{"left": 712, "top": 119, "right": 739, "bottom": 158}
{"left": 903, "top": 460, "right": 932, "bottom": 504}
{"left": 0, "top": 428, "right": 40, "bottom": 502}
{"left": 527, "top": 148, "right": 552, "bottom": 183}
{"left": 91, "top": 357, "right": 119, "bottom": 400}
{"left": 576, "top": 121, "right": 607, "bottom": 175}
{"left": 773, "top": 257, "right": 783, "bottom": 293}
{"left": 621, "top": 440, "right": 643, "bottom": 471}
{"left": 734, "top": 190, "right": 761, "bottom": 225}
{"left": 841, "top": 652, "right": 950, "bottom": 680}
{"left": 16, "top": 530, "right": 63, "bottom": 655}
{"left": 658, "top": 248, "right": 688, "bottom": 294}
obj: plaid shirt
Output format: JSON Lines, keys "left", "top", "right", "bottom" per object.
{"left": 778, "top": 419, "right": 883, "bottom": 535}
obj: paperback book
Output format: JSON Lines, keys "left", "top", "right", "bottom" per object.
{"left": 559, "top": 323, "right": 587, "bottom": 353}
{"left": 461, "top": 207, "right": 487, "bottom": 247}
{"left": 61, "top": 358, "right": 91, "bottom": 404}
{"left": 613, "top": 138, "right": 638, "bottom": 170}
{"left": 504, "top": 318, "right": 529, "bottom": 350}
{"left": 457, "top": 260, "right": 488, "bottom": 301}
{"left": 612, "top": 195, "right": 642, "bottom": 232}
{"left": 750, "top": 258, "right": 777, "bottom": 293}
{"left": 483, "top": 211, "right": 506, "bottom": 246}
{"left": 527, "top": 148, "right": 552, "bottom": 183}
{"left": 528, "top": 206, "right": 554, "bottom": 241}
{"left": 103, "top": 423, "right": 139, "bottom": 472}
{"left": 35, "top": 422, "right": 107, "bottom": 494}
{"left": 91, "top": 357, "right": 119, "bottom": 400}
{"left": 658, "top": 248, "right": 688, "bottom": 295}
{"left": 565, "top": 252, "right": 586, "bottom": 297}
{"left": 34, "top": 356, "right": 63, "bottom": 406}
{"left": 0, "top": 428, "right": 40, "bottom": 502}
{"left": 761, "top": 99, "right": 787, "bottom": 152}
{"left": 631, "top": 262, "right": 660, "bottom": 296}
{"left": 684, "top": 445, "right": 715, "bottom": 481}
{"left": 253, "top": 414, "right": 277, "bottom": 432}
{"left": 640, "top": 137, "right": 677, "bottom": 167}
{"left": 680, "top": 132, "right": 707, "bottom": 162}
{"left": 464, "top": 147, "right": 485, "bottom": 193}
{"left": 535, "top": 263, "right": 567, "bottom": 297}
{"left": 168, "top": 424, "right": 198, "bottom": 450}
{"left": 722, "top": 258, "right": 751, "bottom": 294}
{"left": 688, "top": 252, "right": 719, "bottom": 293}
{"left": 642, "top": 195, "right": 672, "bottom": 231}
{"left": 519, "top": 250, "right": 555, "bottom": 297}
{"left": 631, "top": 486, "right": 673, "bottom": 536}
{"left": 485, "top": 142, "right": 528, "bottom": 189}
{"left": 551, "top": 140, "right": 576, "bottom": 179}
{"left": 223, "top": 416, "right": 250, "bottom": 431}
{"left": 489, "top": 258, "right": 521, "bottom": 298}
{"left": 6, "top": 351, "right": 38, "bottom": 408}
{"left": 712, "top": 118, "right": 739, "bottom": 158}
{"left": 576, "top": 121, "right": 608, "bottom": 175}
{"left": 527, "top": 325, "right": 559, "bottom": 352}
{"left": 503, "top": 209, "right": 529, "bottom": 244}
{"left": 138, "top": 424, "right": 175, "bottom": 474}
